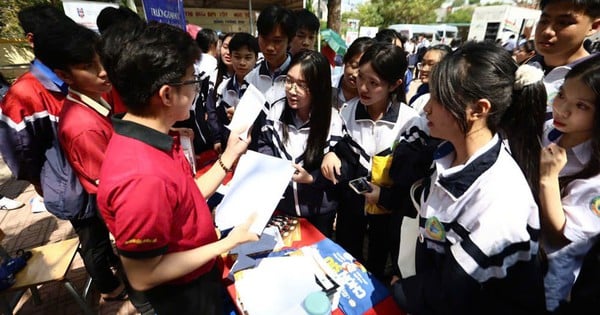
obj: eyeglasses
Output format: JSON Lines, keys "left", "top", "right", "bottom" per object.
{"left": 168, "top": 76, "right": 202, "bottom": 92}
{"left": 284, "top": 77, "right": 309, "bottom": 93}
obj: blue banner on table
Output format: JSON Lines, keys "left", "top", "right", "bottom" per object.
{"left": 141, "top": 0, "right": 186, "bottom": 30}
{"left": 313, "top": 238, "right": 390, "bottom": 315}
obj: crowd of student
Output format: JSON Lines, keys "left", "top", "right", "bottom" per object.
{"left": 0, "top": 0, "right": 598, "bottom": 314}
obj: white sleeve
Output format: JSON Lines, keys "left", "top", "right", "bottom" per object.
{"left": 562, "top": 173, "right": 600, "bottom": 242}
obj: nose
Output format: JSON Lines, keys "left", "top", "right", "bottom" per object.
{"left": 423, "top": 99, "right": 432, "bottom": 115}
{"left": 540, "top": 23, "right": 555, "bottom": 37}
{"left": 552, "top": 99, "right": 569, "bottom": 118}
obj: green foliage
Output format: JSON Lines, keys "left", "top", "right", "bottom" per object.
{"left": 469, "top": 0, "right": 480, "bottom": 4}
{"left": 0, "top": 0, "right": 55, "bottom": 39}
{"left": 444, "top": 7, "right": 474, "bottom": 23}
{"left": 307, "top": 0, "right": 315, "bottom": 14}
{"left": 343, "top": 0, "right": 445, "bottom": 28}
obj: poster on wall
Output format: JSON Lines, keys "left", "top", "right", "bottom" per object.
{"left": 142, "top": 0, "right": 186, "bottom": 30}
{"left": 62, "top": 0, "right": 118, "bottom": 32}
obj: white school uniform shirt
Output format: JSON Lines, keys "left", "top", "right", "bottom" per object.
{"left": 340, "top": 98, "right": 418, "bottom": 170}
{"left": 420, "top": 134, "right": 540, "bottom": 282}
{"left": 244, "top": 55, "right": 291, "bottom": 120}
{"left": 542, "top": 120, "right": 600, "bottom": 311}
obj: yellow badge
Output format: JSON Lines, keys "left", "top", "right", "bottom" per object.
{"left": 590, "top": 196, "right": 600, "bottom": 217}
{"left": 424, "top": 216, "right": 446, "bottom": 242}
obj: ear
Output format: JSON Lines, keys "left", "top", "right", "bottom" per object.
{"left": 55, "top": 69, "right": 73, "bottom": 86}
{"left": 589, "top": 18, "right": 600, "bottom": 37}
{"left": 158, "top": 85, "right": 174, "bottom": 108}
{"left": 26, "top": 33, "right": 34, "bottom": 47}
{"left": 389, "top": 79, "right": 403, "bottom": 93}
{"left": 467, "top": 99, "right": 491, "bottom": 121}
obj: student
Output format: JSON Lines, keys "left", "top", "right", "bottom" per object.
{"left": 530, "top": 0, "right": 600, "bottom": 114}
{"left": 208, "top": 33, "right": 259, "bottom": 153}
{"left": 206, "top": 32, "right": 235, "bottom": 153}
{"left": 51, "top": 23, "right": 126, "bottom": 302}
{"left": 258, "top": 50, "right": 343, "bottom": 237}
{"left": 173, "top": 28, "right": 219, "bottom": 155}
{"left": 245, "top": 5, "right": 297, "bottom": 116}
{"left": 538, "top": 55, "right": 600, "bottom": 312}
{"left": 289, "top": 9, "right": 319, "bottom": 56}
{"left": 321, "top": 43, "right": 418, "bottom": 277}
{"left": 331, "top": 37, "right": 375, "bottom": 109}
{"left": 375, "top": 29, "right": 413, "bottom": 96}
{"left": 503, "top": 34, "right": 517, "bottom": 52}
{"left": 375, "top": 29, "right": 403, "bottom": 49}
{"left": 96, "top": 22, "right": 258, "bottom": 315}
{"left": 0, "top": 4, "right": 74, "bottom": 194}
{"left": 514, "top": 39, "right": 537, "bottom": 65}
{"left": 96, "top": 6, "right": 139, "bottom": 35}
{"left": 409, "top": 45, "right": 452, "bottom": 113}
{"left": 392, "top": 41, "right": 546, "bottom": 315}
{"left": 0, "top": 72, "right": 25, "bottom": 211}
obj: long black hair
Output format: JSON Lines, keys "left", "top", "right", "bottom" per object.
{"left": 430, "top": 41, "right": 547, "bottom": 195}
{"left": 559, "top": 54, "right": 600, "bottom": 192}
{"left": 281, "top": 50, "right": 332, "bottom": 170}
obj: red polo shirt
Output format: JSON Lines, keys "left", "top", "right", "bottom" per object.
{"left": 58, "top": 89, "right": 112, "bottom": 194}
{"left": 97, "top": 117, "right": 218, "bottom": 285}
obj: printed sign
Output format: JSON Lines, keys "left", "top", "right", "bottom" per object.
{"left": 142, "top": 0, "right": 186, "bottom": 30}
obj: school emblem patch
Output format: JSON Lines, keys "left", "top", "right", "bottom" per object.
{"left": 424, "top": 216, "right": 446, "bottom": 242}
{"left": 590, "top": 196, "right": 600, "bottom": 216}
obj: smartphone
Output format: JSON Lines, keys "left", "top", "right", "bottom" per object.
{"left": 348, "top": 177, "right": 372, "bottom": 194}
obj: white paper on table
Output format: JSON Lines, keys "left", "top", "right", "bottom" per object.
{"left": 226, "top": 84, "right": 266, "bottom": 140}
{"left": 234, "top": 256, "right": 323, "bottom": 315}
{"left": 215, "top": 150, "right": 295, "bottom": 234}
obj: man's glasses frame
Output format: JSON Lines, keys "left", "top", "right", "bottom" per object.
{"left": 168, "top": 75, "right": 203, "bottom": 92}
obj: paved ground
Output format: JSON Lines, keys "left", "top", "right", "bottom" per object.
{"left": 0, "top": 178, "right": 138, "bottom": 315}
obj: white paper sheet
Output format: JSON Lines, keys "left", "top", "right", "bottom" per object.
{"left": 215, "top": 150, "right": 295, "bottom": 234}
{"left": 235, "top": 256, "right": 323, "bottom": 315}
{"left": 226, "top": 84, "right": 266, "bottom": 140}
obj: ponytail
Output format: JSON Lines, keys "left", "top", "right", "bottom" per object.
{"left": 500, "top": 65, "right": 546, "bottom": 198}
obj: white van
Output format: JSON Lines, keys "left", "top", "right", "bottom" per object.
{"left": 388, "top": 24, "right": 458, "bottom": 45}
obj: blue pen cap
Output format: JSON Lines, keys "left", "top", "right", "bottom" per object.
{"left": 303, "top": 291, "right": 331, "bottom": 315}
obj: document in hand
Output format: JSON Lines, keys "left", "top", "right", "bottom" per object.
{"left": 215, "top": 150, "right": 295, "bottom": 235}
{"left": 226, "top": 84, "right": 266, "bottom": 140}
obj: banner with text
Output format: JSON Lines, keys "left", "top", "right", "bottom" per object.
{"left": 142, "top": 0, "right": 186, "bottom": 30}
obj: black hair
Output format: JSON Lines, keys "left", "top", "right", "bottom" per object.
{"left": 109, "top": 22, "right": 200, "bottom": 116}
{"left": 196, "top": 28, "right": 219, "bottom": 53}
{"left": 212, "top": 32, "right": 235, "bottom": 104}
{"left": 294, "top": 9, "right": 320, "bottom": 33}
{"left": 343, "top": 37, "right": 375, "bottom": 64}
{"left": 358, "top": 42, "right": 408, "bottom": 103}
{"left": 430, "top": 41, "right": 547, "bottom": 194}
{"left": 559, "top": 54, "right": 600, "bottom": 191}
{"left": 375, "top": 29, "right": 402, "bottom": 46}
{"left": 99, "top": 18, "right": 146, "bottom": 95}
{"left": 540, "top": 0, "right": 600, "bottom": 18}
{"left": 257, "top": 5, "right": 297, "bottom": 41}
{"left": 17, "top": 4, "right": 73, "bottom": 35}
{"left": 427, "top": 44, "right": 452, "bottom": 56}
{"left": 33, "top": 22, "right": 99, "bottom": 71}
{"left": 96, "top": 6, "right": 141, "bottom": 34}
{"left": 281, "top": 50, "right": 332, "bottom": 170}
{"left": 228, "top": 32, "right": 259, "bottom": 56}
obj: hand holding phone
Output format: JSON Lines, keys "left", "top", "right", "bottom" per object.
{"left": 348, "top": 177, "right": 372, "bottom": 194}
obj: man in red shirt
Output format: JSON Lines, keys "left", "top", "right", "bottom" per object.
{"left": 97, "top": 22, "right": 258, "bottom": 314}
{"left": 52, "top": 23, "right": 126, "bottom": 301}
